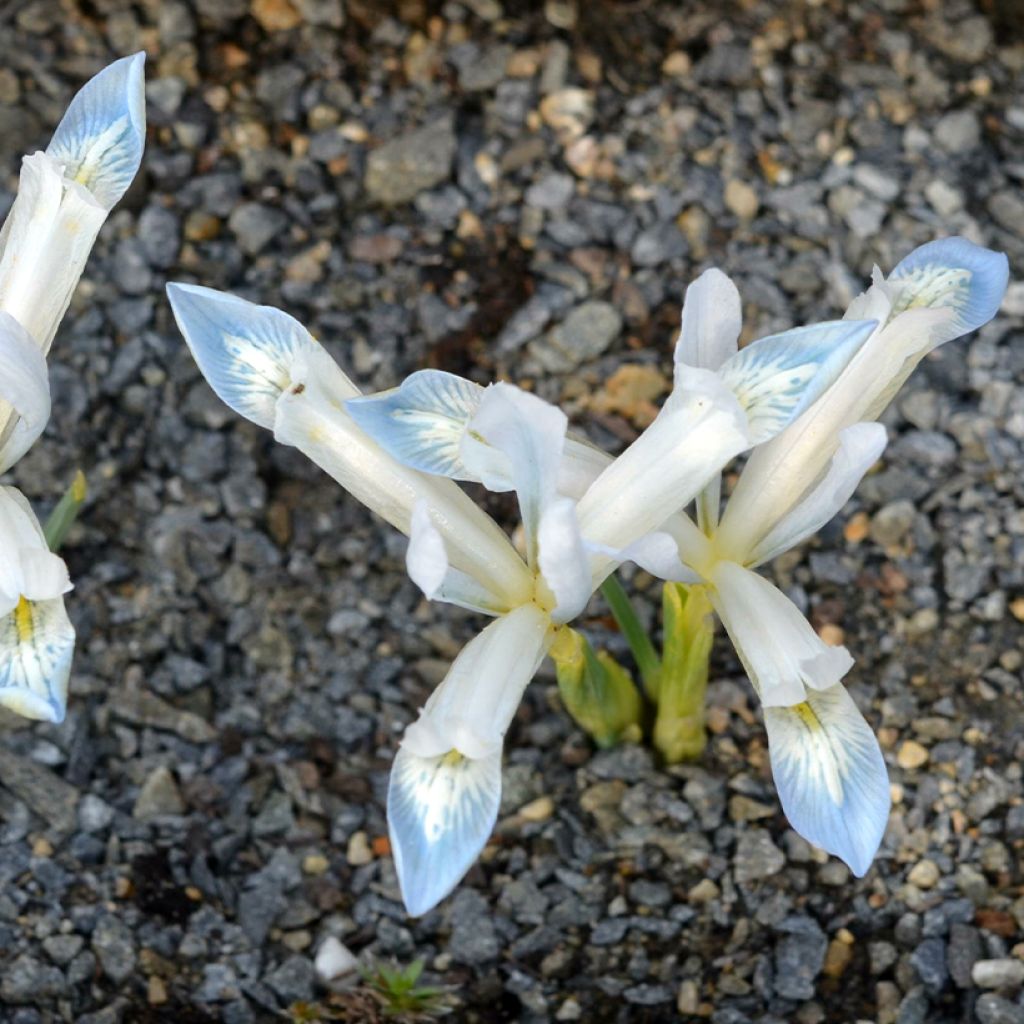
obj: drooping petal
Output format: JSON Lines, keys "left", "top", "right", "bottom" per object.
{"left": 0, "top": 312, "right": 51, "bottom": 472}
{"left": 711, "top": 319, "right": 878, "bottom": 445}
{"left": 746, "top": 423, "right": 887, "bottom": 567}
{"left": 764, "top": 684, "right": 890, "bottom": 877}
{"left": 167, "top": 284, "right": 532, "bottom": 603}
{"left": 345, "top": 370, "right": 483, "bottom": 480}
{"left": 388, "top": 745, "right": 502, "bottom": 917}
{"left": 888, "top": 236, "right": 1009, "bottom": 340}
{"left": 673, "top": 267, "right": 742, "bottom": 372}
{"left": 402, "top": 604, "right": 552, "bottom": 761}
{"left": 0, "top": 594, "right": 75, "bottom": 724}
{"left": 537, "top": 497, "right": 592, "bottom": 623}
{"left": 708, "top": 561, "right": 853, "bottom": 708}
{"left": 0, "top": 487, "right": 72, "bottom": 617}
{"left": 45, "top": 52, "right": 146, "bottom": 211}
{"left": 460, "top": 383, "right": 567, "bottom": 565}
{"left": 407, "top": 500, "right": 510, "bottom": 615}
{"left": 389, "top": 605, "right": 553, "bottom": 915}
{"left": 576, "top": 369, "right": 748, "bottom": 581}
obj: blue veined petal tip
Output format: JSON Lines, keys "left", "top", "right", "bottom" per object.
{"left": 764, "top": 684, "right": 890, "bottom": 877}
{"left": 0, "top": 598, "right": 74, "bottom": 725}
{"left": 46, "top": 52, "right": 147, "bottom": 211}
{"left": 387, "top": 744, "right": 502, "bottom": 917}
{"left": 891, "top": 236, "right": 1009, "bottom": 336}
{"left": 166, "top": 282, "right": 312, "bottom": 431}
{"left": 346, "top": 369, "right": 482, "bottom": 479}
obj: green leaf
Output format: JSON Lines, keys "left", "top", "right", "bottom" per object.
{"left": 654, "top": 583, "right": 714, "bottom": 763}
{"left": 43, "top": 470, "right": 87, "bottom": 552}
{"left": 552, "top": 627, "right": 644, "bottom": 749}
{"left": 599, "top": 574, "right": 660, "bottom": 698}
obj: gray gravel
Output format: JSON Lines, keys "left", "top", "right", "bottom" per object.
{"left": 1, "top": 1, "right": 1023, "bottom": 1022}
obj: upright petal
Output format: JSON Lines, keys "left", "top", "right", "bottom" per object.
{"left": 537, "top": 497, "right": 592, "bottom": 623}
{"left": 576, "top": 369, "right": 748, "bottom": 580}
{"left": 710, "top": 319, "right": 877, "bottom": 445}
{"left": 559, "top": 433, "right": 612, "bottom": 500}
{"left": 0, "top": 153, "right": 108, "bottom": 352}
{"left": 46, "top": 52, "right": 147, "bottom": 211}
{"left": 0, "top": 312, "right": 51, "bottom": 472}
{"left": 764, "top": 684, "right": 890, "bottom": 877}
{"left": 167, "top": 284, "right": 532, "bottom": 604}
{"left": 345, "top": 370, "right": 483, "bottom": 480}
{"left": 708, "top": 561, "right": 852, "bottom": 708}
{"left": 0, "top": 594, "right": 75, "bottom": 724}
{"left": 745, "top": 422, "right": 887, "bottom": 567}
{"left": 460, "top": 383, "right": 567, "bottom": 565}
{"left": 720, "top": 240, "right": 1008, "bottom": 558}
{"left": 673, "top": 267, "right": 741, "bottom": 371}
{"left": 388, "top": 746, "right": 502, "bottom": 917}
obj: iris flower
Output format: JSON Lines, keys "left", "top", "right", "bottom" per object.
{"left": 599, "top": 238, "right": 1007, "bottom": 875}
{"left": 0, "top": 53, "right": 146, "bottom": 722}
{"left": 169, "top": 280, "right": 868, "bottom": 914}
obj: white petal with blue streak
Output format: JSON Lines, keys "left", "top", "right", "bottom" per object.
{"left": 888, "top": 236, "right": 1009, "bottom": 339}
{"left": 388, "top": 745, "right": 502, "bottom": 917}
{"left": 46, "top": 52, "right": 146, "bottom": 211}
{"left": 167, "top": 283, "right": 320, "bottom": 430}
{"left": 713, "top": 319, "right": 878, "bottom": 445}
{"left": 764, "top": 683, "right": 890, "bottom": 877}
{"left": 0, "top": 595, "right": 75, "bottom": 724}
{"left": 345, "top": 370, "right": 483, "bottom": 480}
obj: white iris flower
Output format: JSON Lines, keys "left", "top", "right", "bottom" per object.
{"left": 345, "top": 310, "right": 875, "bottom": 911}
{"left": 0, "top": 54, "right": 146, "bottom": 723}
{"left": 621, "top": 239, "right": 1007, "bottom": 875}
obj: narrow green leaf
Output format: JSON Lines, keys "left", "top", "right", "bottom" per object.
{"left": 43, "top": 470, "right": 87, "bottom": 553}
{"left": 599, "top": 574, "right": 661, "bottom": 698}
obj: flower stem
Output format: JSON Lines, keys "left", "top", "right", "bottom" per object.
{"left": 599, "top": 574, "right": 661, "bottom": 700}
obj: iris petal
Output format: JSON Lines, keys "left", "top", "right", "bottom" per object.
{"left": 0, "top": 595, "right": 75, "bottom": 724}
{"left": 388, "top": 745, "right": 502, "bottom": 917}
{"left": 713, "top": 319, "right": 877, "bottom": 445}
{"left": 345, "top": 370, "right": 483, "bottom": 480}
{"left": 765, "top": 683, "right": 890, "bottom": 877}
{"left": 46, "top": 52, "right": 146, "bottom": 211}
{"left": 889, "top": 236, "right": 1009, "bottom": 338}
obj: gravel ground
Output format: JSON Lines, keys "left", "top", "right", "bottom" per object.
{"left": 1, "top": 1, "right": 1023, "bottom": 1022}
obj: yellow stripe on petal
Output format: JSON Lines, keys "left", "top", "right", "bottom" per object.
{"left": 0, "top": 595, "right": 75, "bottom": 724}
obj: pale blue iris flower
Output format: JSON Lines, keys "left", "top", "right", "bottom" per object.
{"left": 0, "top": 53, "right": 146, "bottom": 724}
{"left": 346, "top": 310, "right": 877, "bottom": 912}
{"left": 167, "top": 270, "right": 864, "bottom": 915}
{"left": 605, "top": 239, "right": 1008, "bottom": 877}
